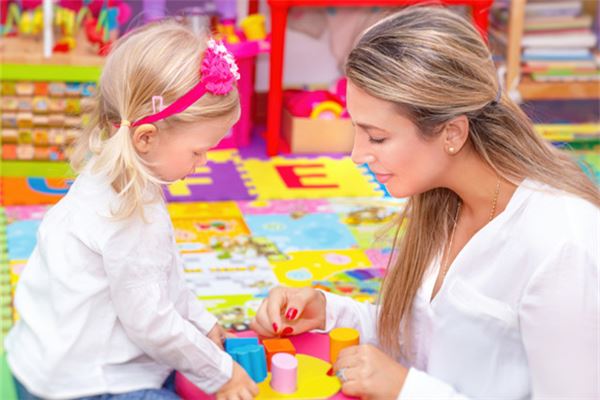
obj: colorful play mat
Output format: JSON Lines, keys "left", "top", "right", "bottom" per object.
{"left": 0, "top": 132, "right": 598, "bottom": 399}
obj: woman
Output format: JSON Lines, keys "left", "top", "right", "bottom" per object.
{"left": 251, "top": 7, "right": 599, "bottom": 400}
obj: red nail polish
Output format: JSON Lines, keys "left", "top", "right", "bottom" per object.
{"left": 272, "top": 323, "right": 278, "bottom": 333}
{"left": 326, "top": 367, "right": 334, "bottom": 376}
{"left": 286, "top": 308, "right": 298, "bottom": 320}
{"left": 281, "top": 326, "right": 294, "bottom": 336}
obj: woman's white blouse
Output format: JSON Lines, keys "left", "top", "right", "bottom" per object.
{"left": 5, "top": 171, "right": 232, "bottom": 399}
{"left": 322, "top": 180, "right": 599, "bottom": 399}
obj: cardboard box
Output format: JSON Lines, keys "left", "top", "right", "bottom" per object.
{"left": 282, "top": 109, "right": 354, "bottom": 153}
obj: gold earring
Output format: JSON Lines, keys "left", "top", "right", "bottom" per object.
{"left": 448, "top": 147, "right": 456, "bottom": 154}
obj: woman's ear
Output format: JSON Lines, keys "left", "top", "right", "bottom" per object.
{"left": 132, "top": 124, "right": 158, "bottom": 154}
{"left": 443, "top": 115, "right": 469, "bottom": 155}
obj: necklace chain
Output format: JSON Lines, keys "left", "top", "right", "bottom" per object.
{"left": 440, "top": 179, "right": 501, "bottom": 282}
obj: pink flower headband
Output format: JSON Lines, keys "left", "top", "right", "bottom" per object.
{"left": 118, "top": 39, "right": 240, "bottom": 128}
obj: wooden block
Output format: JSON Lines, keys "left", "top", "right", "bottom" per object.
{"left": 262, "top": 338, "right": 296, "bottom": 371}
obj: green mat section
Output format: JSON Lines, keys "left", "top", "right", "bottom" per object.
{"left": 1, "top": 161, "right": 75, "bottom": 178}
{"left": 0, "top": 354, "right": 17, "bottom": 400}
{"left": 0, "top": 207, "right": 16, "bottom": 400}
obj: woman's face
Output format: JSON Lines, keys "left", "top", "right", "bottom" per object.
{"left": 347, "top": 81, "right": 449, "bottom": 198}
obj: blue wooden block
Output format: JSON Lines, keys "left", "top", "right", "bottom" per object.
{"left": 228, "top": 344, "right": 267, "bottom": 383}
{"left": 225, "top": 337, "right": 259, "bottom": 353}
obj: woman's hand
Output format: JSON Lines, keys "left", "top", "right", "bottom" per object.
{"left": 333, "top": 344, "right": 408, "bottom": 400}
{"left": 250, "top": 287, "right": 327, "bottom": 337}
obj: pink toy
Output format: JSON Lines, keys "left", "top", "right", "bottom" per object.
{"left": 283, "top": 90, "right": 343, "bottom": 118}
{"left": 270, "top": 353, "right": 298, "bottom": 393}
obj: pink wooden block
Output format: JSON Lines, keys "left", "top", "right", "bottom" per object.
{"left": 270, "top": 352, "right": 298, "bottom": 394}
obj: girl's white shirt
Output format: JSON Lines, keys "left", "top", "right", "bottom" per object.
{"left": 5, "top": 169, "right": 232, "bottom": 399}
{"left": 321, "top": 179, "right": 599, "bottom": 399}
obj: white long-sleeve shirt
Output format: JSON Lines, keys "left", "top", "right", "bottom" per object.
{"left": 5, "top": 170, "right": 232, "bottom": 399}
{"left": 322, "top": 179, "right": 599, "bottom": 399}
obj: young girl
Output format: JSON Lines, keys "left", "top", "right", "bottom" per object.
{"left": 5, "top": 22, "right": 258, "bottom": 400}
{"left": 251, "top": 7, "right": 600, "bottom": 400}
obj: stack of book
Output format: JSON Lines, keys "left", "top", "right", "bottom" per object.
{"left": 521, "top": 0, "right": 599, "bottom": 82}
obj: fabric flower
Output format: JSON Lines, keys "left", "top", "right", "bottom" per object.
{"left": 201, "top": 39, "right": 241, "bottom": 95}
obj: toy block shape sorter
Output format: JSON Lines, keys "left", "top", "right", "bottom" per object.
{"left": 224, "top": 337, "right": 268, "bottom": 383}
{"left": 262, "top": 337, "right": 296, "bottom": 371}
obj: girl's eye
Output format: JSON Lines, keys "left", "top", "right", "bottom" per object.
{"left": 369, "top": 137, "right": 386, "bottom": 144}
{"left": 193, "top": 151, "right": 201, "bottom": 156}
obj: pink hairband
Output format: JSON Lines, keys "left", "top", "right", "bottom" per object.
{"left": 117, "top": 39, "right": 240, "bottom": 128}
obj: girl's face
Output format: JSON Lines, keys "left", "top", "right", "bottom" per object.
{"left": 347, "top": 82, "right": 449, "bottom": 198}
{"left": 143, "top": 114, "right": 236, "bottom": 182}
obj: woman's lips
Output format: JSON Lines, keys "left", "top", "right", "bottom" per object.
{"left": 374, "top": 173, "right": 393, "bottom": 183}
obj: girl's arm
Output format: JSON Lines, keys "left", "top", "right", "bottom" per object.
{"left": 102, "top": 218, "right": 232, "bottom": 394}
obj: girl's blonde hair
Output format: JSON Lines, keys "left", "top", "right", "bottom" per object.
{"left": 71, "top": 20, "right": 240, "bottom": 219}
{"left": 345, "top": 7, "right": 600, "bottom": 359}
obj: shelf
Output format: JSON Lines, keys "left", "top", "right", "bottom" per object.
{"left": 0, "top": 34, "right": 105, "bottom": 69}
{"left": 519, "top": 76, "right": 599, "bottom": 100}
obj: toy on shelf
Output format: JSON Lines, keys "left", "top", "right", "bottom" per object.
{"left": 1, "top": 79, "right": 96, "bottom": 162}
{"left": 284, "top": 77, "right": 349, "bottom": 120}
{"left": 0, "top": 0, "right": 131, "bottom": 56}
{"left": 240, "top": 14, "right": 266, "bottom": 41}
{"left": 216, "top": 19, "right": 240, "bottom": 44}
{"left": 282, "top": 77, "right": 353, "bottom": 154}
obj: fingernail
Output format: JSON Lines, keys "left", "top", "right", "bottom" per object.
{"left": 272, "top": 323, "right": 278, "bottom": 333}
{"left": 281, "top": 326, "right": 294, "bottom": 336}
{"left": 285, "top": 308, "right": 298, "bottom": 320}
{"left": 326, "top": 367, "right": 334, "bottom": 376}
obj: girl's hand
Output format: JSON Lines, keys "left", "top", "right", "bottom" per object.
{"left": 207, "top": 323, "right": 234, "bottom": 350}
{"left": 216, "top": 362, "right": 259, "bottom": 400}
{"left": 333, "top": 344, "right": 408, "bottom": 400}
{"left": 250, "top": 287, "right": 327, "bottom": 337}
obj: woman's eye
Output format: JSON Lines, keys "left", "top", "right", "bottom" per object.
{"left": 368, "top": 137, "right": 386, "bottom": 144}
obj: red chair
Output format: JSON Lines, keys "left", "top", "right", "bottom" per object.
{"left": 265, "top": 0, "right": 494, "bottom": 155}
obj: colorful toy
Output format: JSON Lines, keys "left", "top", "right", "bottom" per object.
{"left": 283, "top": 89, "right": 345, "bottom": 119}
{"left": 262, "top": 337, "right": 296, "bottom": 371}
{"left": 175, "top": 332, "right": 344, "bottom": 399}
{"left": 310, "top": 100, "right": 344, "bottom": 120}
{"left": 216, "top": 20, "right": 240, "bottom": 44}
{"left": 270, "top": 353, "right": 298, "bottom": 394}
{"left": 240, "top": 14, "right": 266, "bottom": 41}
{"left": 329, "top": 327, "right": 359, "bottom": 364}
{"left": 224, "top": 337, "right": 268, "bottom": 383}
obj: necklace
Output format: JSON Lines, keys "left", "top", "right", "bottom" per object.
{"left": 439, "top": 179, "right": 501, "bottom": 283}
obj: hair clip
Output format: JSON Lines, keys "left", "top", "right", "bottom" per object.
{"left": 152, "top": 96, "right": 165, "bottom": 114}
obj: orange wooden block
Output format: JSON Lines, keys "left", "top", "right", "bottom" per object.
{"left": 262, "top": 338, "right": 296, "bottom": 371}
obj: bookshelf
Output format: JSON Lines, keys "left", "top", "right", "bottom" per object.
{"left": 505, "top": 0, "right": 599, "bottom": 101}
